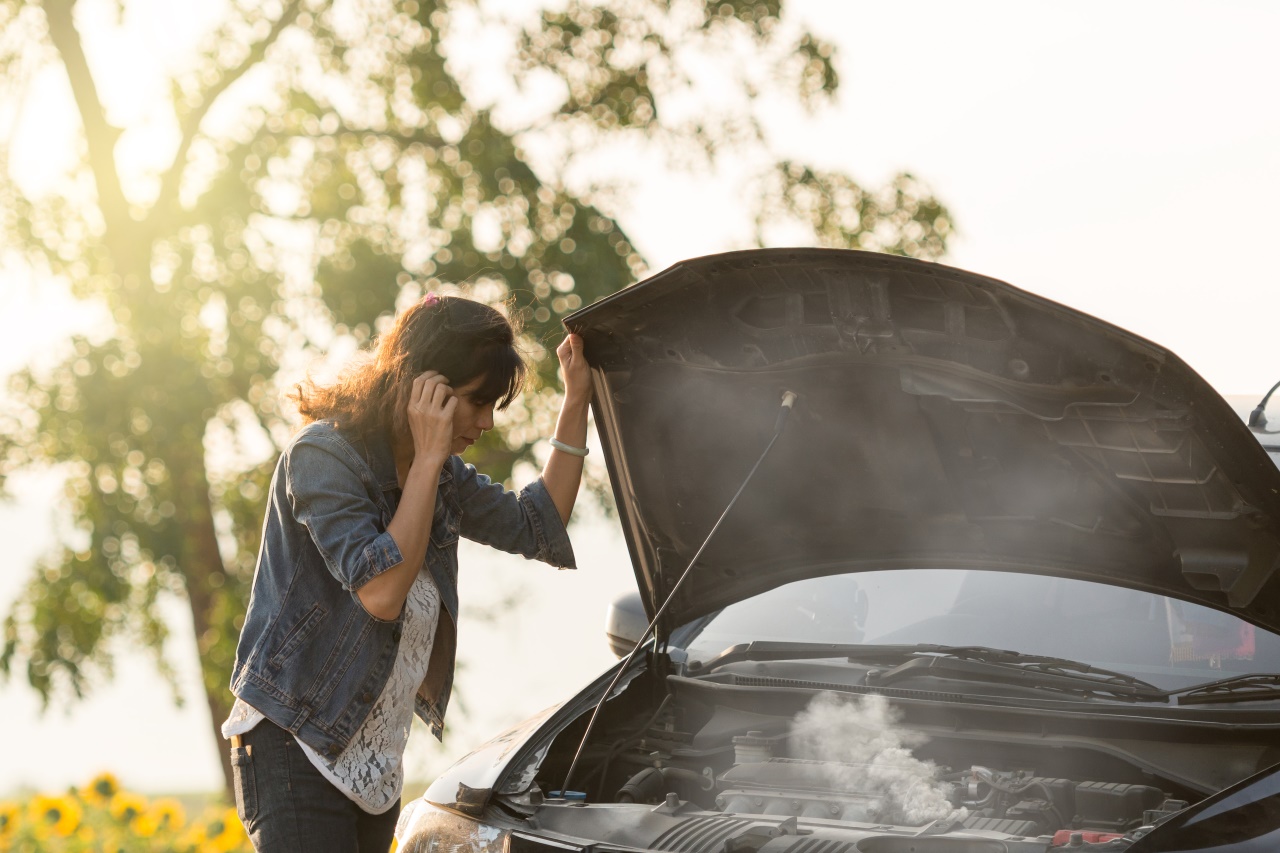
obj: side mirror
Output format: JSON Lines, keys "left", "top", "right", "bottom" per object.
{"left": 605, "top": 590, "right": 648, "bottom": 658}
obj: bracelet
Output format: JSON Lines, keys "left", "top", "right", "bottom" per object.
{"left": 549, "top": 437, "right": 589, "bottom": 457}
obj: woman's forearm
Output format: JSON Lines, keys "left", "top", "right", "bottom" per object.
{"left": 358, "top": 457, "right": 445, "bottom": 620}
{"left": 542, "top": 394, "right": 590, "bottom": 526}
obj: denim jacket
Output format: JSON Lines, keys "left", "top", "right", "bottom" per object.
{"left": 229, "top": 420, "right": 575, "bottom": 759}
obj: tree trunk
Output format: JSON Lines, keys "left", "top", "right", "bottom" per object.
{"left": 200, "top": 666, "right": 237, "bottom": 804}
{"left": 172, "top": 448, "right": 239, "bottom": 802}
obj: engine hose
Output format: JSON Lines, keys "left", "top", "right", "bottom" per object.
{"left": 1020, "top": 780, "right": 1068, "bottom": 829}
{"left": 969, "top": 767, "right": 1066, "bottom": 829}
{"left": 616, "top": 767, "right": 666, "bottom": 804}
{"left": 614, "top": 765, "right": 713, "bottom": 804}
{"left": 659, "top": 766, "right": 716, "bottom": 792}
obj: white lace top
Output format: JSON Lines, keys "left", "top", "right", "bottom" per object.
{"left": 223, "top": 570, "right": 441, "bottom": 814}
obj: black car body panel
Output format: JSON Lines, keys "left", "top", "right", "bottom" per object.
{"left": 564, "top": 249, "right": 1280, "bottom": 635}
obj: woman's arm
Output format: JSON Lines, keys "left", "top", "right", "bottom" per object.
{"left": 541, "top": 333, "right": 593, "bottom": 526}
{"left": 357, "top": 371, "right": 455, "bottom": 621}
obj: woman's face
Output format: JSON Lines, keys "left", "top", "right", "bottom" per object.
{"left": 448, "top": 375, "right": 497, "bottom": 454}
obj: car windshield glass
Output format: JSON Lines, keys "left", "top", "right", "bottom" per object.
{"left": 678, "top": 569, "right": 1280, "bottom": 691}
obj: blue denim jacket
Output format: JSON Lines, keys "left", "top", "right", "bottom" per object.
{"left": 229, "top": 420, "right": 575, "bottom": 759}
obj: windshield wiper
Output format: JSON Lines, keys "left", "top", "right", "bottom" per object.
{"left": 865, "top": 645, "right": 1167, "bottom": 702}
{"left": 1173, "top": 673, "right": 1280, "bottom": 706}
{"left": 686, "top": 641, "right": 923, "bottom": 673}
{"left": 688, "top": 641, "right": 1166, "bottom": 701}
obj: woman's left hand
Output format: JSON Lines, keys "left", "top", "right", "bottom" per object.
{"left": 546, "top": 333, "right": 592, "bottom": 525}
{"left": 557, "top": 333, "right": 593, "bottom": 405}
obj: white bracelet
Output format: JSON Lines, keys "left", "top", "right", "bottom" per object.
{"left": 549, "top": 437, "right": 589, "bottom": 457}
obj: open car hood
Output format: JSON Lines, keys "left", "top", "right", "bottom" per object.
{"left": 564, "top": 249, "right": 1280, "bottom": 635}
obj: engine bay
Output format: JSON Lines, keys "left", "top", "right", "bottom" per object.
{"left": 511, "top": 671, "right": 1280, "bottom": 849}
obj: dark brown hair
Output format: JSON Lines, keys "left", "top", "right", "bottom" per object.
{"left": 291, "top": 295, "right": 527, "bottom": 441}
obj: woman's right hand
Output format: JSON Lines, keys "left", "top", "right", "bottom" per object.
{"left": 406, "top": 371, "right": 457, "bottom": 470}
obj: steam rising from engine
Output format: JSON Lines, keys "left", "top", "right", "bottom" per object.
{"left": 790, "top": 693, "right": 964, "bottom": 826}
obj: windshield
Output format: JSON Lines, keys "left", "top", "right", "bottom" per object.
{"left": 679, "top": 569, "right": 1280, "bottom": 691}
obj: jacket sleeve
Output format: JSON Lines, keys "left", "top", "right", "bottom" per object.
{"left": 285, "top": 437, "right": 405, "bottom": 594}
{"left": 452, "top": 458, "right": 577, "bottom": 569}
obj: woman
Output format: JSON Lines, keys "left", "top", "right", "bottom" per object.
{"left": 221, "top": 293, "right": 591, "bottom": 851}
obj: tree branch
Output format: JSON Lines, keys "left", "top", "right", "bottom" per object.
{"left": 154, "top": 0, "right": 304, "bottom": 218}
{"left": 42, "top": 0, "right": 130, "bottom": 234}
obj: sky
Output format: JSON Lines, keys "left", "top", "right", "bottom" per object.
{"left": 2, "top": 0, "right": 1279, "bottom": 797}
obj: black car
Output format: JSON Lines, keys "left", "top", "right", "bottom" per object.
{"left": 397, "top": 249, "right": 1280, "bottom": 852}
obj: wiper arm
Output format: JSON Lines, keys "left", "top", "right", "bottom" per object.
{"left": 1173, "top": 673, "right": 1280, "bottom": 706}
{"left": 866, "top": 645, "right": 1167, "bottom": 701}
{"left": 922, "top": 646, "right": 1165, "bottom": 695}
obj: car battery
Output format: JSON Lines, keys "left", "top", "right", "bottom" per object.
{"left": 1072, "top": 781, "right": 1165, "bottom": 832}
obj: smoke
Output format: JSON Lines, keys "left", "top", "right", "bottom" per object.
{"left": 790, "top": 692, "right": 963, "bottom": 827}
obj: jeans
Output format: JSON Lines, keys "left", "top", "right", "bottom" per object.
{"left": 231, "top": 718, "right": 400, "bottom": 853}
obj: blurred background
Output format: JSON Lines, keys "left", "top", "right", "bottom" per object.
{"left": 1, "top": 0, "right": 1277, "bottom": 812}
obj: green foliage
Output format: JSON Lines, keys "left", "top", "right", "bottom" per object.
{"left": 0, "top": 0, "right": 950, "bottom": 793}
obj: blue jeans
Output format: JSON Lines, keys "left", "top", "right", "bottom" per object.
{"left": 231, "top": 718, "right": 400, "bottom": 852}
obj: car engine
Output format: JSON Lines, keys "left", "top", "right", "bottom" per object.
{"left": 518, "top": 678, "right": 1234, "bottom": 850}
{"left": 590, "top": 724, "right": 1187, "bottom": 841}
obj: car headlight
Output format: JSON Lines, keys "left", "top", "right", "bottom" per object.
{"left": 395, "top": 800, "right": 507, "bottom": 853}
{"left": 396, "top": 800, "right": 601, "bottom": 853}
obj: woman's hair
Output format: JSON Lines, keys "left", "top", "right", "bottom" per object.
{"left": 291, "top": 295, "right": 527, "bottom": 439}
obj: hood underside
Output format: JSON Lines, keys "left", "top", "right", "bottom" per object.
{"left": 564, "top": 249, "right": 1280, "bottom": 634}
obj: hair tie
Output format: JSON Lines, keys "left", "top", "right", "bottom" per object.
{"left": 422, "top": 292, "right": 440, "bottom": 308}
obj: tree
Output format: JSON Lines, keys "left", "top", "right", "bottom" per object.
{"left": 0, "top": 0, "right": 952, "bottom": 798}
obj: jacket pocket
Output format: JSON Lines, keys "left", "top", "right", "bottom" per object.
{"left": 231, "top": 744, "right": 258, "bottom": 824}
{"left": 267, "top": 603, "right": 326, "bottom": 669}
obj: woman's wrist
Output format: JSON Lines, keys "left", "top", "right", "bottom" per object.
{"left": 408, "top": 450, "right": 449, "bottom": 479}
{"left": 554, "top": 397, "right": 589, "bottom": 442}
{"left": 559, "top": 392, "right": 591, "bottom": 418}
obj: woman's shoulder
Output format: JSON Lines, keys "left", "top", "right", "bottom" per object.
{"left": 293, "top": 419, "right": 342, "bottom": 441}
{"left": 286, "top": 420, "right": 365, "bottom": 463}
{"left": 285, "top": 421, "right": 391, "bottom": 485}
{"left": 286, "top": 419, "right": 343, "bottom": 450}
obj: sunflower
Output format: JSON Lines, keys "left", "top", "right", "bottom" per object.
{"left": 203, "top": 807, "right": 249, "bottom": 853}
{"left": 0, "top": 801, "right": 20, "bottom": 838}
{"left": 29, "top": 793, "right": 83, "bottom": 837}
{"left": 82, "top": 771, "right": 121, "bottom": 805}
{"left": 175, "top": 824, "right": 208, "bottom": 853}
{"left": 148, "top": 797, "right": 186, "bottom": 832}
{"left": 109, "top": 790, "right": 148, "bottom": 824}
{"left": 134, "top": 810, "right": 161, "bottom": 838}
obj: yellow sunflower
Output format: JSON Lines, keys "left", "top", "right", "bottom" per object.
{"left": 0, "top": 801, "right": 20, "bottom": 838}
{"left": 175, "top": 824, "right": 208, "bottom": 853}
{"left": 82, "top": 771, "right": 122, "bottom": 805}
{"left": 134, "top": 810, "right": 161, "bottom": 838}
{"left": 148, "top": 797, "right": 186, "bottom": 832}
{"left": 29, "top": 793, "right": 83, "bottom": 837}
{"left": 109, "top": 790, "right": 148, "bottom": 824}
{"left": 203, "top": 807, "right": 249, "bottom": 852}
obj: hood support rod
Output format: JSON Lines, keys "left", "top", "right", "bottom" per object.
{"left": 558, "top": 391, "right": 799, "bottom": 798}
